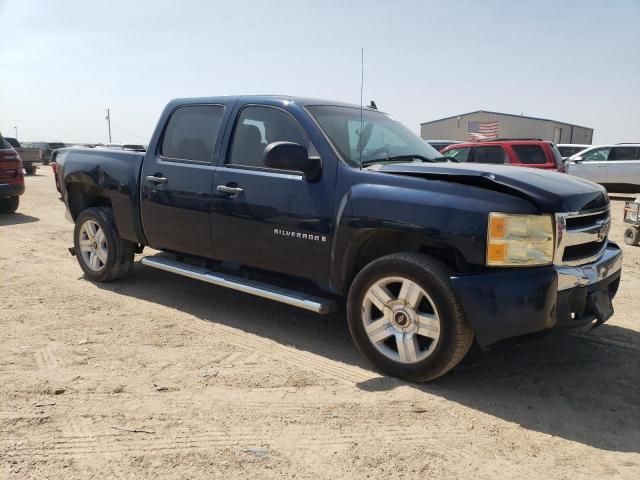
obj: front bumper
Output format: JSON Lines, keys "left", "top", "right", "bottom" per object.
{"left": 451, "top": 242, "right": 622, "bottom": 347}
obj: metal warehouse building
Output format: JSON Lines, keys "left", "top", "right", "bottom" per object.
{"left": 420, "top": 110, "right": 594, "bottom": 144}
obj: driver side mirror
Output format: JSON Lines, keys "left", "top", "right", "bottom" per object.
{"left": 263, "top": 142, "right": 321, "bottom": 180}
{"left": 571, "top": 156, "right": 583, "bottom": 163}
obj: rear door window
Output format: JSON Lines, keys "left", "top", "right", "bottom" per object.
{"left": 473, "top": 146, "right": 506, "bottom": 164}
{"left": 610, "top": 146, "right": 639, "bottom": 161}
{"left": 161, "top": 105, "right": 225, "bottom": 162}
{"left": 512, "top": 145, "right": 547, "bottom": 164}
{"left": 442, "top": 147, "right": 471, "bottom": 162}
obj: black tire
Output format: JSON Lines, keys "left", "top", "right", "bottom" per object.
{"left": 24, "top": 166, "right": 36, "bottom": 175}
{"left": 624, "top": 227, "right": 640, "bottom": 246}
{"left": 0, "top": 196, "right": 19, "bottom": 214}
{"left": 347, "top": 252, "right": 474, "bottom": 382}
{"left": 73, "top": 207, "right": 136, "bottom": 282}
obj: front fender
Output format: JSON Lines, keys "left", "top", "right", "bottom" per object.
{"left": 330, "top": 176, "right": 538, "bottom": 293}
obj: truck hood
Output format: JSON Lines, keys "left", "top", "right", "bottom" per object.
{"left": 375, "top": 162, "right": 608, "bottom": 213}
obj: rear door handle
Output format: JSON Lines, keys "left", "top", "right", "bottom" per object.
{"left": 146, "top": 175, "right": 168, "bottom": 185}
{"left": 216, "top": 185, "right": 244, "bottom": 197}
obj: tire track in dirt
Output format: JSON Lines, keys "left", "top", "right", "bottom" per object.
{"left": 34, "top": 344, "right": 61, "bottom": 370}
{"left": 3, "top": 423, "right": 479, "bottom": 460}
{"left": 175, "top": 318, "right": 377, "bottom": 385}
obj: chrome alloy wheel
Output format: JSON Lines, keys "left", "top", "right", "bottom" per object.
{"left": 362, "top": 276, "right": 441, "bottom": 364}
{"left": 78, "top": 219, "right": 108, "bottom": 272}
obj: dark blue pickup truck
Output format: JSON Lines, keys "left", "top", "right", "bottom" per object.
{"left": 55, "top": 96, "right": 622, "bottom": 381}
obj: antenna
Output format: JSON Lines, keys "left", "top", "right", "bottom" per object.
{"left": 359, "top": 47, "right": 364, "bottom": 168}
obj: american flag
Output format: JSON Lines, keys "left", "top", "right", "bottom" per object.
{"left": 467, "top": 121, "right": 499, "bottom": 141}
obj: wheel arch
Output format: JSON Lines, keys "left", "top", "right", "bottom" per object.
{"left": 337, "top": 228, "right": 470, "bottom": 296}
{"left": 66, "top": 182, "right": 113, "bottom": 221}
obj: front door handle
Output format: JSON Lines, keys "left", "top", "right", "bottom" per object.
{"left": 146, "top": 175, "right": 168, "bottom": 185}
{"left": 216, "top": 185, "right": 244, "bottom": 197}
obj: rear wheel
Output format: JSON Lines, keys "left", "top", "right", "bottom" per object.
{"left": 74, "top": 207, "right": 136, "bottom": 282}
{"left": 0, "top": 196, "right": 19, "bottom": 214}
{"left": 624, "top": 227, "right": 640, "bottom": 246}
{"left": 24, "top": 166, "right": 36, "bottom": 175}
{"left": 347, "top": 252, "right": 473, "bottom": 382}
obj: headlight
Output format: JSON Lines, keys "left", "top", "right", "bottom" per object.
{"left": 487, "top": 213, "right": 555, "bottom": 266}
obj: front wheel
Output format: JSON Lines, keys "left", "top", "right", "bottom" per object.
{"left": 347, "top": 252, "right": 474, "bottom": 382}
{"left": 73, "top": 207, "right": 136, "bottom": 282}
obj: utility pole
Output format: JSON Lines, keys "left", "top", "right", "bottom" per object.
{"left": 13, "top": 126, "right": 17, "bottom": 139}
{"left": 105, "top": 108, "right": 112, "bottom": 143}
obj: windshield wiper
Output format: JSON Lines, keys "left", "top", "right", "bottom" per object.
{"left": 361, "top": 154, "right": 452, "bottom": 167}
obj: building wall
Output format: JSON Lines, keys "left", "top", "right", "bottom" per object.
{"left": 420, "top": 112, "right": 593, "bottom": 144}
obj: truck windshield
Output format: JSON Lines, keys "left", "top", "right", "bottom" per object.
{"left": 306, "top": 105, "right": 442, "bottom": 167}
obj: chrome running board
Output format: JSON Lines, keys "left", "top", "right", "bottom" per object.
{"left": 141, "top": 255, "right": 336, "bottom": 315}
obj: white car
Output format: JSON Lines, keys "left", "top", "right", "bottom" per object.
{"left": 557, "top": 144, "right": 591, "bottom": 160}
{"left": 565, "top": 143, "right": 640, "bottom": 192}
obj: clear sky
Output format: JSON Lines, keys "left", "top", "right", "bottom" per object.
{"left": 1, "top": 0, "right": 638, "bottom": 144}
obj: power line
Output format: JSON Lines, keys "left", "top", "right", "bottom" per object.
{"left": 110, "top": 121, "right": 147, "bottom": 142}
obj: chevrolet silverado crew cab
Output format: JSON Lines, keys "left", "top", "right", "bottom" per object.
{"left": 55, "top": 96, "right": 622, "bottom": 382}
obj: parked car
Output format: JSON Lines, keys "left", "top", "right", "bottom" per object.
{"left": 565, "top": 143, "right": 640, "bottom": 192}
{"left": 441, "top": 139, "right": 565, "bottom": 171}
{"left": 54, "top": 95, "right": 622, "bottom": 382}
{"left": 557, "top": 144, "right": 591, "bottom": 160}
{"left": 0, "top": 133, "right": 25, "bottom": 213}
{"left": 425, "top": 140, "right": 463, "bottom": 152}
{"left": 20, "top": 142, "right": 67, "bottom": 165}
{"left": 4, "top": 137, "right": 42, "bottom": 174}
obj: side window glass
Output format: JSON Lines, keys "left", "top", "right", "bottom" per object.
{"left": 228, "top": 106, "right": 307, "bottom": 168}
{"left": 442, "top": 147, "right": 471, "bottom": 162}
{"left": 161, "top": 105, "right": 225, "bottom": 162}
{"left": 512, "top": 145, "right": 547, "bottom": 164}
{"left": 610, "top": 147, "right": 639, "bottom": 161}
{"left": 474, "top": 146, "right": 507, "bottom": 164}
{"left": 582, "top": 147, "right": 610, "bottom": 162}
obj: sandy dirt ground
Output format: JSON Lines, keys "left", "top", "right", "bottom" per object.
{"left": 1, "top": 167, "right": 639, "bottom": 479}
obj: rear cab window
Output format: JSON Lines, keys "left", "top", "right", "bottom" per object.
{"left": 512, "top": 144, "right": 548, "bottom": 164}
{"left": 161, "top": 105, "right": 226, "bottom": 162}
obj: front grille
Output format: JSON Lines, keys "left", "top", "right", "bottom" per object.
{"left": 563, "top": 241, "right": 607, "bottom": 263}
{"left": 565, "top": 210, "right": 609, "bottom": 229}
{"left": 556, "top": 207, "right": 610, "bottom": 266}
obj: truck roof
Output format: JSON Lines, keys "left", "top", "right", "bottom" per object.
{"left": 169, "top": 95, "right": 385, "bottom": 113}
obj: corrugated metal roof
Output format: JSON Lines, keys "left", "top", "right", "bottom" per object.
{"left": 420, "top": 110, "right": 592, "bottom": 130}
